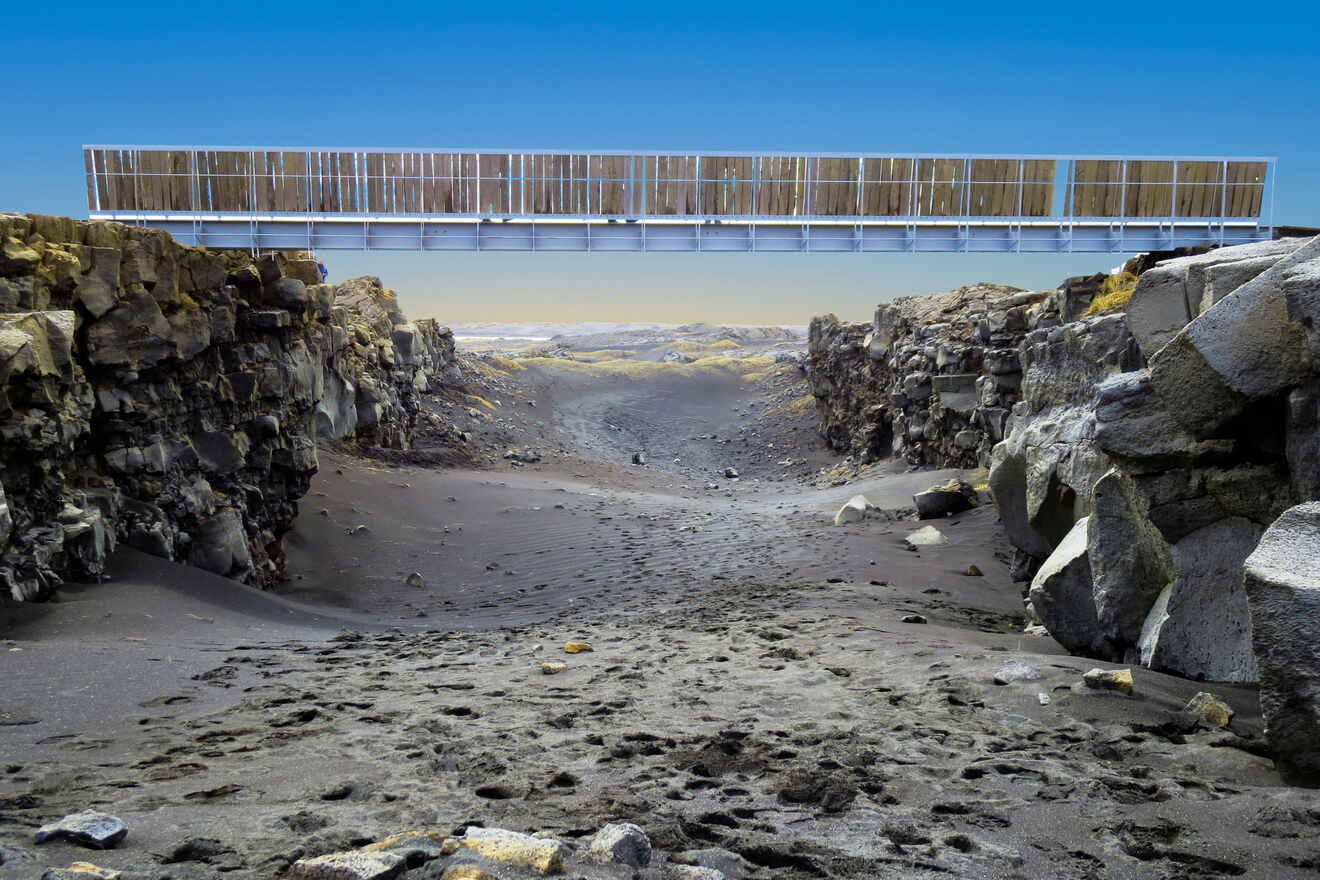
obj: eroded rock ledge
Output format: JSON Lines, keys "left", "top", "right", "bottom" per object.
{"left": 0, "top": 213, "right": 458, "bottom": 600}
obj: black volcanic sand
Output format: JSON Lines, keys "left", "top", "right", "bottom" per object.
{"left": 4, "top": 355, "right": 1320, "bottom": 879}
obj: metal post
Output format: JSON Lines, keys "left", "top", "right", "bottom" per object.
{"left": 1170, "top": 160, "right": 1179, "bottom": 225}
{"left": 1268, "top": 160, "right": 1277, "bottom": 235}
{"left": 1219, "top": 159, "right": 1228, "bottom": 245}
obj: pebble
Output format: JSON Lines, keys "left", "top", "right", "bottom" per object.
{"left": 564, "top": 641, "right": 594, "bottom": 654}
{"left": 405, "top": 572, "right": 425, "bottom": 588}
{"left": 540, "top": 662, "right": 567, "bottom": 675}
{"left": 900, "top": 614, "right": 928, "bottom": 625}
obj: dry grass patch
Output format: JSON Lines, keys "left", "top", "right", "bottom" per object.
{"left": 1083, "top": 272, "right": 1138, "bottom": 317}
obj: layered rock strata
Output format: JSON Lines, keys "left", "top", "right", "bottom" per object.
{"left": 0, "top": 213, "right": 457, "bottom": 600}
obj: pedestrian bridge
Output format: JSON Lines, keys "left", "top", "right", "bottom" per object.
{"left": 83, "top": 146, "right": 1276, "bottom": 254}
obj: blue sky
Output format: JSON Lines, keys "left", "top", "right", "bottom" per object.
{"left": 2, "top": 0, "right": 1315, "bottom": 323}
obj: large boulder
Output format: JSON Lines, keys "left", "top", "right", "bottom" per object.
{"left": 1138, "top": 517, "right": 1262, "bottom": 682}
{"left": 1087, "top": 468, "right": 1173, "bottom": 653}
{"left": 1244, "top": 503, "right": 1320, "bottom": 781}
{"left": 1027, "top": 517, "right": 1103, "bottom": 656}
{"left": 1146, "top": 236, "right": 1320, "bottom": 438}
{"left": 188, "top": 509, "right": 254, "bottom": 579}
{"left": 1126, "top": 237, "right": 1307, "bottom": 358}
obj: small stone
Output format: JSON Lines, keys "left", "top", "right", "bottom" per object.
{"left": 1082, "top": 667, "right": 1134, "bottom": 695}
{"left": 671, "top": 868, "right": 726, "bottom": 880}
{"left": 833, "top": 494, "right": 871, "bottom": 525}
{"left": 34, "top": 810, "right": 127, "bottom": 849}
{"left": 904, "top": 526, "right": 947, "bottom": 549}
{"left": 586, "top": 822, "right": 652, "bottom": 868}
{"left": 723, "top": 467, "right": 739, "bottom": 479}
{"left": 1037, "top": 692, "right": 1051, "bottom": 706}
{"left": 318, "top": 508, "right": 329, "bottom": 516}
{"left": 965, "top": 564, "right": 983, "bottom": 576}
{"left": 564, "top": 641, "right": 593, "bottom": 654}
{"left": 351, "top": 524, "right": 369, "bottom": 535}
{"left": 541, "top": 662, "right": 567, "bottom": 675}
{"left": 405, "top": 572, "right": 425, "bottom": 588}
{"left": 45, "top": 865, "right": 121, "bottom": 880}
{"left": 1185, "top": 692, "right": 1234, "bottom": 727}
{"left": 993, "top": 661, "right": 1042, "bottom": 685}
{"left": 288, "top": 851, "right": 404, "bottom": 880}
{"left": 900, "top": 614, "right": 928, "bottom": 625}
{"left": 632, "top": 452, "right": 646, "bottom": 465}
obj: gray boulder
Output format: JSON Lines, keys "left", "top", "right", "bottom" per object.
{"left": 1126, "top": 237, "right": 1306, "bottom": 358}
{"left": 587, "top": 822, "right": 652, "bottom": 868}
{"left": 1139, "top": 517, "right": 1262, "bottom": 682}
{"left": 34, "top": 810, "right": 127, "bottom": 849}
{"left": 189, "top": 509, "right": 254, "bottom": 579}
{"left": 1087, "top": 469, "right": 1173, "bottom": 652}
{"left": 1027, "top": 517, "right": 1102, "bottom": 656}
{"left": 1244, "top": 503, "right": 1320, "bottom": 780}
{"left": 1146, "top": 236, "right": 1320, "bottom": 438}
{"left": 913, "top": 480, "right": 978, "bottom": 519}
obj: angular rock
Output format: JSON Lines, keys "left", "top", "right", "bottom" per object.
{"left": 1185, "top": 692, "right": 1234, "bottom": 728}
{"left": 1087, "top": 468, "right": 1173, "bottom": 651}
{"left": 913, "top": 480, "right": 978, "bottom": 519}
{"left": 586, "top": 822, "right": 652, "bottom": 868}
{"left": 1137, "top": 517, "right": 1261, "bottom": 682}
{"left": 1082, "top": 667, "right": 1134, "bottom": 695}
{"left": 904, "top": 525, "right": 947, "bottom": 548}
{"left": 833, "top": 494, "right": 871, "bottom": 525}
{"left": 992, "top": 661, "right": 1042, "bottom": 685}
{"left": 459, "top": 827, "right": 568, "bottom": 876}
{"left": 1027, "top": 517, "right": 1102, "bottom": 657}
{"left": 1147, "top": 236, "right": 1320, "bottom": 438}
{"left": 189, "top": 509, "right": 254, "bottom": 579}
{"left": 33, "top": 811, "right": 127, "bottom": 849}
{"left": 288, "top": 851, "right": 404, "bottom": 880}
{"left": 1243, "top": 503, "right": 1320, "bottom": 780}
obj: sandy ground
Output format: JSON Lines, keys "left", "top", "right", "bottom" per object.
{"left": 3, "top": 337, "right": 1320, "bottom": 879}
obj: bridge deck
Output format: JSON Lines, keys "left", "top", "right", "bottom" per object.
{"left": 83, "top": 147, "right": 1277, "bottom": 253}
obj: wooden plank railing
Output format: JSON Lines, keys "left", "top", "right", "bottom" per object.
{"left": 83, "top": 148, "right": 1270, "bottom": 220}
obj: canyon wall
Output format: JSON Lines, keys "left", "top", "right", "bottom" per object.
{"left": 807, "top": 282, "right": 1064, "bottom": 469}
{"left": 0, "top": 213, "right": 457, "bottom": 600}
{"left": 809, "top": 236, "right": 1320, "bottom": 693}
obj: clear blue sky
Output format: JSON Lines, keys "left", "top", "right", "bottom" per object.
{"left": 2, "top": 0, "right": 1315, "bottom": 324}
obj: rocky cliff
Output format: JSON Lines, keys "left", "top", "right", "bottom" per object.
{"left": 0, "top": 213, "right": 458, "bottom": 600}
{"left": 807, "top": 282, "right": 1062, "bottom": 469}
{"left": 989, "top": 236, "right": 1319, "bottom": 685}
{"left": 809, "top": 235, "right": 1320, "bottom": 695}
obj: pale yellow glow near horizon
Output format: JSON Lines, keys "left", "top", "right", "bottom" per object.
{"left": 331, "top": 251, "right": 1121, "bottom": 325}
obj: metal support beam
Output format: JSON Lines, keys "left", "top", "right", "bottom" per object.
{"left": 87, "top": 214, "right": 1273, "bottom": 254}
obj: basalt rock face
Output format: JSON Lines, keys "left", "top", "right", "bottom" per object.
{"left": 0, "top": 213, "right": 457, "bottom": 600}
{"left": 988, "top": 235, "right": 1320, "bottom": 683}
{"left": 808, "top": 283, "right": 1053, "bottom": 468}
